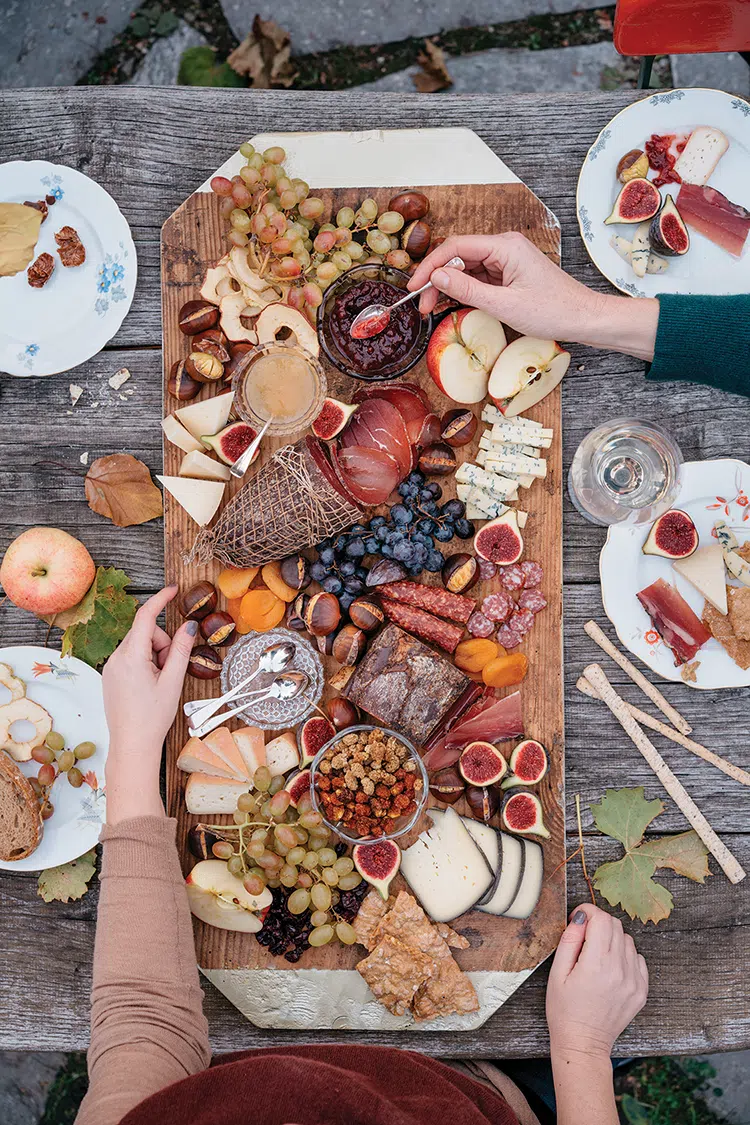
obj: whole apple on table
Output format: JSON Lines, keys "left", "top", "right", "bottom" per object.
{"left": 0, "top": 527, "right": 95, "bottom": 616}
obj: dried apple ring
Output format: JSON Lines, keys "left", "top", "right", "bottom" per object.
{"left": 0, "top": 663, "right": 26, "bottom": 703}
{"left": 0, "top": 698, "right": 53, "bottom": 762}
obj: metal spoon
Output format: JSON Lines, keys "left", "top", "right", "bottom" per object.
{"left": 230, "top": 416, "right": 272, "bottom": 479}
{"left": 183, "top": 640, "right": 296, "bottom": 722}
{"left": 349, "top": 256, "right": 465, "bottom": 339}
{"left": 190, "top": 671, "right": 309, "bottom": 739}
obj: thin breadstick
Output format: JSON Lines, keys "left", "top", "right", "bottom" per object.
{"left": 583, "top": 664, "right": 746, "bottom": 885}
{"left": 584, "top": 620, "right": 692, "bottom": 735}
{"left": 577, "top": 677, "right": 750, "bottom": 789}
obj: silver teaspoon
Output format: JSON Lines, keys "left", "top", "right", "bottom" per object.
{"left": 183, "top": 640, "right": 296, "bottom": 722}
{"left": 189, "top": 672, "right": 309, "bottom": 739}
{"left": 349, "top": 256, "right": 465, "bottom": 339}
{"left": 230, "top": 416, "right": 272, "bottom": 479}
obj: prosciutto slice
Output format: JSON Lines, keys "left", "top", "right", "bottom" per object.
{"left": 445, "top": 691, "right": 524, "bottom": 749}
{"left": 332, "top": 444, "right": 400, "bottom": 506}
{"left": 677, "top": 183, "right": 750, "bottom": 258}
{"left": 637, "top": 577, "right": 712, "bottom": 665}
{"left": 339, "top": 397, "right": 413, "bottom": 477}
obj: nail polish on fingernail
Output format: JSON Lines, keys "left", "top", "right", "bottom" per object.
{"left": 572, "top": 910, "right": 586, "bottom": 925}
{"left": 186, "top": 620, "right": 199, "bottom": 636}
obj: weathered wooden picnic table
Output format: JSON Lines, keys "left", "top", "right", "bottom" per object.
{"left": 0, "top": 87, "right": 748, "bottom": 1058}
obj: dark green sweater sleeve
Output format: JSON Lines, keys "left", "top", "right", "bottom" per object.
{"left": 646, "top": 293, "right": 750, "bottom": 398}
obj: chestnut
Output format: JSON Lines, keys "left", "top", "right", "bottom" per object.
{"left": 327, "top": 696, "right": 359, "bottom": 731}
{"left": 440, "top": 408, "right": 477, "bottom": 448}
{"left": 280, "top": 554, "right": 311, "bottom": 591}
{"left": 429, "top": 766, "right": 465, "bottom": 805}
{"left": 188, "top": 823, "right": 225, "bottom": 860}
{"left": 316, "top": 632, "right": 336, "bottom": 656}
{"left": 389, "top": 190, "right": 430, "bottom": 223}
{"left": 178, "top": 299, "right": 219, "bottom": 335}
{"left": 332, "top": 624, "right": 367, "bottom": 666}
{"left": 223, "top": 341, "right": 255, "bottom": 383}
{"left": 168, "top": 358, "right": 201, "bottom": 401}
{"left": 303, "top": 591, "right": 341, "bottom": 637}
{"left": 200, "top": 611, "right": 236, "bottom": 647}
{"left": 329, "top": 664, "right": 356, "bottom": 692}
{"left": 418, "top": 442, "right": 457, "bottom": 476}
{"left": 442, "top": 552, "right": 480, "bottom": 594}
{"left": 188, "top": 645, "right": 223, "bottom": 680}
{"left": 348, "top": 596, "right": 384, "bottom": 633}
{"left": 180, "top": 581, "right": 218, "bottom": 621}
{"left": 465, "top": 785, "right": 500, "bottom": 823}
{"left": 191, "top": 328, "right": 230, "bottom": 364}
{"left": 287, "top": 592, "right": 310, "bottom": 632}
{"left": 185, "top": 350, "right": 224, "bottom": 383}
{"left": 401, "top": 219, "right": 431, "bottom": 259}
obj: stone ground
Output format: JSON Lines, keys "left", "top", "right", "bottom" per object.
{"left": 1, "top": 1, "right": 749, "bottom": 1122}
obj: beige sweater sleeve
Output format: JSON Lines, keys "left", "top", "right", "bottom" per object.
{"left": 75, "top": 816, "right": 211, "bottom": 1125}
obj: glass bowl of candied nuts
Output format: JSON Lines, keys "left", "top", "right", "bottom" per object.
{"left": 309, "top": 724, "right": 428, "bottom": 845}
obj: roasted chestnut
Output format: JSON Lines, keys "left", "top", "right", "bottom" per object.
{"left": 442, "top": 552, "right": 480, "bottom": 594}
{"left": 200, "top": 611, "right": 236, "bottom": 647}
{"left": 185, "top": 350, "right": 224, "bottom": 383}
{"left": 188, "top": 823, "right": 225, "bottom": 860}
{"left": 327, "top": 696, "right": 359, "bottom": 731}
{"left": 440, "top": 408, "right": 478, "bottom": 448}
{"left": 332, "top": 624, "right": 367, "bottom": 666}
{"left": 223, "top": 341, "right": 255, "bottom": 383}
{"left": 280, "top": 554, "right": 311, "bottom": 591}
{"left": 168, "top": 358, "right": 201, "bottom": 402}
{"left": 329, "top": 664, "right": 356, "bottom": 692}
{"left": 401, "top": 219, "right": 431, "bottom": 259}
{"left": 188, "top": 645, "right": 223, "bottom": 680}
{"left": 465, "top": 785, "right": 500, "bottom": 823}
{"left": 348, "top": 596, "right": 384, "bottom": 633}
{"left": 365, "top": 558, "right": 408, "bottom": 588}
{"left": 303, "top": 592, "right": 341, "bottom": 637}
{"left": 389, "top": 191, "right": 430, "bottom": 223}
{"left": 178, "top": 299, "right": 219, "bottom": 335}
{"left": 180, "top": 581, "right": 218, "bottom": 620}
{"left": 191, "top": 328, "right": 230, "bottom": 364}
{"left": 316, "top": 632, "right": 336, "bottom": 656}
{"left": 418, "top": 442, "right": 457, "bottom": 476}
{"left": 428, "top": 766, "right": 465, "bottom": 805}
{"left": 287, "top": 592, "right": 310, "bottom": 632}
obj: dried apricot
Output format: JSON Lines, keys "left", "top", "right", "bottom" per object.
{"left": 482, "top": 653, "right": 528, "bottom": 688}
{"left": 238, "top": 587, "right": 286, "bottom": 632}
{"left": 226, "top": 596, "right": 244, "bottom": 624}
{"left": 261, "top": 561, "right": 298, "bottom": 603}
{"left": 217, "top": 566, "right": 259, "bottom": 599}
{"left": 454, "top": 638, "right": 499, "bottom": 673}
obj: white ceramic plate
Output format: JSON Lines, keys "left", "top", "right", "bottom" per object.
{"left": 0, "top": 160, "right": 137, "bottom": 377}
{"left": 599, "top": 459, "right": 750, "bottom": 690}
{"left": 0, "top": 647, "right": 108, "bottom": 871}
{"left": 577, "top": 88, "right": 750, "bottom": 297}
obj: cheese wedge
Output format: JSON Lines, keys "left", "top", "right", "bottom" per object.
{"left": 203, "top": 727, "right": 250, "bottom": 780}
{"left": 175, "top": 390, "right": 233, "bottom": 439}
{"left": 714, "top": 521, "right": 750, "bottom": 587}
{"left": 502, "top": 839, "right": 544, "bottom": 920}
{"left": 177, "top": 735, "right": 245, "bottom": 779}
{"left": 400, "top": 806, "right": 494, "bottom": 923}
{"left": 162, "top": 414, "right": 204, "bottom": 454}
{"left": 185, "top": 774, "right": 250, "bottom": 815}
{"left": 461, "top": 818, "right": 501, "bottom": 873}
{"left": 157, "top": 476, "right": 225, "bottom": 526}
{"left": 232, "top": 726, "right": 266, "bottom": 777}
{"left": 673, "top": 126, "right": 729, "bottom": 187}
{"left": 477, "top": 832, "right": 525, "bottom": 917}
{"left": 673, "top": 543, "right": 728, "bottom": 615}
{"left": 179, "top": 450, "right": 231, "bottom": 482}
{"left": 264, "top": 730, "right": 299, "bottom": 776}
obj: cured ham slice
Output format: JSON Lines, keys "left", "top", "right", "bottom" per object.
{"left": 352, "top": 383, "right": 431, "bottom": 456}
{"left": 636, "top": 577, "right": 712, "bottom": 665}
{"left": 333, "top": 444, "right": 400, "bottom": 505}
{"left": 676, "top": 183, "right": 750, "bottom": 258}
{"left": 340, "top": 397, "right": 413, "bottom": 477}
{"left": 445, "top": 691, "right": 524, "bottom": 749}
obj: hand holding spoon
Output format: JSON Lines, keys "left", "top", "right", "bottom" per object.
{"left": 349, "top": 256, "right": 465, "bottom": 339}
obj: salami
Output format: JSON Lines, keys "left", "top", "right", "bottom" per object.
{"left": 520, "top": 560, "right": 543, "bottom": 588}
{"left": 497, "top": 624, "right": 522, "bottom": 649}
{"left": 519, "top": 589, "right": 547, "bottom": 614}
{"left": 499, "top": 564, "right": 525, "bottom": 592}
{"left": 477, "top": 558, "right": 498, "bottom": 582}
{"left": 467, "top": 610, "right": 495, "bottom": 638}
{"left": 379, "top": 580, "right": 475, "bottom": 624}
{"left": 509, "top": 607, "right": 535, "bottom": 636}
{"left": 481, "top": 592, "right": 514, "bottom": 623}
{"left": 380, "top": 597, "right": 464, "bottom": 653}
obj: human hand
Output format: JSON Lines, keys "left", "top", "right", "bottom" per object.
{"left": 546, "top": 903, "right": 649, "bottom": 1060}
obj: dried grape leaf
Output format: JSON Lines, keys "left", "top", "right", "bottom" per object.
{"left": 590, "top": 787, "right": 664, "bottom": 850}
{"left": 636, "top": 830, "right": 710, "bottom": 883}
{"left": 41, "top": 574, "right": 98, "bottom": 630}
{"left": 38, "top": 849, "right": 96, "bottom": 903}
{"left": 0, "top": 202, "right": 43, "bottom": 276}
{"left": 61, "top": 567, "right": 137, "bottom": 668}
{"left": 593, "top": 851, "right": 674, "bottom": 926}
{"left": 228, "top": 15, "right": 296, "bottom": 88}
{"left": 413, "top": 41, "right": 453, "bottom": 93}
{"left": 85, "top": 453, "right": 163, "bottom": 527}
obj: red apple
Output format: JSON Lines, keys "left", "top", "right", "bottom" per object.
{"left": 0, "top": 527, "right": 95, "bottom": 615}
{"left": 427, "top": 308, "right": 507, "bottom": 404}
{"left": 186, "top": 859, "right": 271, "bottom": 932}
{"left": 488, "top": 336, "right": 570, "bottom": 417}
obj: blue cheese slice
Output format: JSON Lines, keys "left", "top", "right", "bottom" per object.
{"left": 400, "top": 807, "right": 495, "bottom": 923}
{"left": 715, "top": 521, "right": 750, "bottom": 587}
{"left": 479, "top": 433, "right": 538, "bottom": 457}
{"left": 482, "top": 450, "right": 547, "bottom": 479}
{"left": 455, "top": 462, "right": 519, "bottom": 501}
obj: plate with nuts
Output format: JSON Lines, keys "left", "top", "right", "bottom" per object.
{"left": 0, "top": 160, "right": 137, "bottom": 377}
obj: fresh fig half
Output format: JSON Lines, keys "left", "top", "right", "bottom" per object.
{"left": 312, "top": 397, "right": 358, "bottom": 440}
{"left": 286, "top": 768, "right": 311, "bottom": 809}
{"left": 642, "top": 508, "right": 698, "bottom": 560}
{"left": 604, "top": 178, "right": 661, "bottom": 224}
{"left": 353, "top": 839, "right": 401, "bottom": 900}
{"left": 459, "top": 741, "right": 508, "bottom": 786}
{"left": 502, "top": 792, "right": 550, "bottom": 839}
{"left": 501, "top": 740, "right": 549, "bottom": 789}
{"left": 201, "top": 421, "right": 257, "bottom": 466}
{"left": 474, "top": 511, "right": 523, "bottom": 565}
{"left": 649, "top": 195, "right": 690, "bottom": 256}
{"left": 298, "top": 716, "right": 335, "bottom": 767}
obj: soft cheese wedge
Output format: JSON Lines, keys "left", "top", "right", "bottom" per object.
{"left": 232, "top": 726, "right": 266, "bottom": 778}
{"left": 400, "top": 806, "right": 494, "bottom": 922}
{"left": 177, "top": 735, "right": 245, "bottom": 779}
{"left": 502, "top": 839, "right": 544, "bottom": 920}
{"left": 157, "top": 476, "right": 225, "bottom": 526}
{"left": 264, "top": 730, "right": 299, "bottom": 775}
{"left": 673, "top": 543, "right": 728, "bottom": 615}
{"left": 477, "top": 832, "right": 525, "bottom": 917}
{"left": 162, "top": 414, "right": 204, "bottom": 454}
{"left": 185, "top": 774, "right": 250, "bottom": 815}
{"left": 203, "top": 727, "right": 250, "bottom": 781}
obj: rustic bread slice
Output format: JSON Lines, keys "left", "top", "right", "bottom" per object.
{"left": 0, "top": 753, "right": 42, "bottom": 861}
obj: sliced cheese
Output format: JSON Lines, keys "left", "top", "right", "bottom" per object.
{"left": 479, "top": 433, "right": 538, "bottom": 457}
{"left": 482, "top": 450, "right": 547, "bottom": 479}
{"left": 179, "top": 450, "right": 231, "bottom": 482}
{"left": 461, "top": 817, "right": 501, "bottom": 875}
{"left": 502, "top": 838, "right": 543, "bottom": 920}
{"left": 157, "top": 475, "right": 225, "bottom": 526}
{"left": 264, "top": 730, "right": 299, "bottom": 776}
{"left": 400, "top": 806, "right": 494, "bottom": 923}
{"left": 177, "top": 735, "right": 244, "bottom": 779}
{"left": 476, "top": 453, "right": 536, "bottom": 489}
{"left": 232, "top": 726, "right": 266, "bottom": 777}
{"left": 673, "top": 543, "right": 728, "bottom": 615}
{"left": 203, "top": 727, "right": 250, "bottom": 780}
{"left": 630, "top": 220, "right": 651, "bottom": 280}
{"left": 673, "top": 126, "right": 729, "bottom": 187}
{"left": 185, "top": 774, "right": 250, "bottom": 815}
{"left": 162, "top": 414, "right": 204, "bottom": 454}
{"left": 482, "top": 404, "right": 544, "bottom": 430}
{"left": 477, "top": 832, "right": 525, "bottom": 917}
{"left": 175, "top": 390, "right": 234, "bottom": 439}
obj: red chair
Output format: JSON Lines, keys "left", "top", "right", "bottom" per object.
{"left": 614, "top": 0, "right": 750, "bottom": 87}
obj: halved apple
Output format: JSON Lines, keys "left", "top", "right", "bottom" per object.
{"left": 426, "top": 308, "right": 507, "bottom": 404}
{"left": 186, "top": 859, "right": 271, "bottom": 932}
{"left": 488, "top": 336, "right": 570, "bottom": 417}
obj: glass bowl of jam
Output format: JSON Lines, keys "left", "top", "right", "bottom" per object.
{"left": 232, "top": 341, "right": 327, "bottom": 437}
{"left": 317, "top": 264, "right": 432, "bottom": 382}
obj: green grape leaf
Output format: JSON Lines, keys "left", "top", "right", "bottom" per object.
{"left": 620, "top": 1094, "right": 651, "bottom": 1125}
{"left": 590, "top": 787, "right": 664, "bottom": 850}
{"left": 61, "top": 567, "right": 137, "bottom": 668}
{"left": 38, "top": 850, "right": 97, "bottom": 903}
{"left": 593, "top": 852, "right": 673, "bottom": 925}
{"left": 636, "top": 830, "right": 710, "bottom": 883}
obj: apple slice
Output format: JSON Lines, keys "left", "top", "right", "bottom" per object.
{"left": 488, "top": 336, "right": 570, "bottom": 417}
{"left": 255, "top": 303, "right": 319, "bottom": 357}
{"left": 179, "top": 450, "right": 231, "bottom": 482}
{"left": 162, "top": 414, "right": 204, "bottom": 455}
{"left": 232, "top": 726, "right": 267, "bottom": 778}
{"left": 157, "top": 476, "right": 225, "bottom": 526}
{"left": 186, "top": 885, "right": 263, "bottom": 932}
{"left": 175, "top": 390, "right": 234, "bottom": 439}
{"left": 426, "top": 308, "right": 507, "bottom": 404}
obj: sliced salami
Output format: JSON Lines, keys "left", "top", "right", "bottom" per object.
{"left": 467, "top": 610, "right": 495, "bottom": 638}
{"left": 499, "top": 563, "right": 525, "bottom": 592}
{"left": 497, "top": 624, "right": 522, "bottom": 650}
{"left": 509, "top": 607, "right": 535, "bottom": 636}
{"left": 520, "top": 560, "right": 544, "bottom": 588}
{"left": 477, "top": 558, "right": 498, "bottom": 582}
{"left": 519, "top": 588, "right": 547, "bottom": 614}
{"left": 481, "top": 591, "right": 514, "bottom": 623}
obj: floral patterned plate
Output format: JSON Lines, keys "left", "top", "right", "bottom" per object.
{"left": 599, "top": 459, "right": 750, "bottom": 690}
{"left": 0, "top": 160, "right": 136, "bottom": 377}
{"left": 577, "top": 88, "right": 750, "bottom": 297}
{"left": 0, "top": 646, "right": 108, "bottom": 871}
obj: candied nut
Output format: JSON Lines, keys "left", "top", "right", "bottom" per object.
{"left": 404, "top": 760, "right": 416, "bottom": 772}
{"left": 394, "top": 794, "right": 411, "bottom": 810}
{"left": 391, "top": 783, "right": 404, "bottom": 796}
{"left": 351, "top": 762, "right": 365, "bottom": 778}
{"left": 54, "top": 225, "right": 86, "bottom": 267}
{"left": 343, "top": 733, "right": 359, "bottom": 746}
{"left": 355, "top": 791, "right": 368, "bottom": 804}
{"left": 362, "top": 778, "right": 375, "bottom": 796}
{"left": 317, "top": 776, "right": 331, "bottom": 791}
{"left": 331, "top": 754, "right": 346, "bottom": 770}
{"left": 27, "top": 252, "right": 55, "bottom": 289}
{"left": 344, "top": 773, "right": 358, "bottom": 790}
{"left": 319, "top": 761, "right": 331, "bottom": 775}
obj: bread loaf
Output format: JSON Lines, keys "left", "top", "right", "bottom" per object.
{"left": 0, "top": 753, "right": 42, "bottom": 861}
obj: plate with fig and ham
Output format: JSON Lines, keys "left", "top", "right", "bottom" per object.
{"left": 599, "top": 459, "right": 750, "bottom": 690}
{"left": 577, "top": 88, "right": 750, "bottom": 298}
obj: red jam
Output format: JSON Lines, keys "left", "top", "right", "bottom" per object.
{"left": 645, "top": 133, "right": 684, "bottom": 189}
{"left": 329, "top": 279, "right": 421, "bottom": 375}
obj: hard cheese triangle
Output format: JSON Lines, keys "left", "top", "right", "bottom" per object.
{"left": 157, "top": 475, "right": 225, "bottom": 526}
{"left": 673, "top": 543, "right": 727, "bottom": 615}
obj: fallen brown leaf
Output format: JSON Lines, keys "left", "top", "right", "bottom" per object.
{"left": 228, "top": 15, "right": 296, "bottom": 88}
{"left": 413, "top": 40, "right": 452, "bottom": 93}
{"left": 85, "top": 453, "right": 163, "bottom": 528}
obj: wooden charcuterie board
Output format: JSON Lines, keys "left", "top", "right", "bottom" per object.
{"left": 161, "top": 134, "right": 565, "bottom": 1029}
